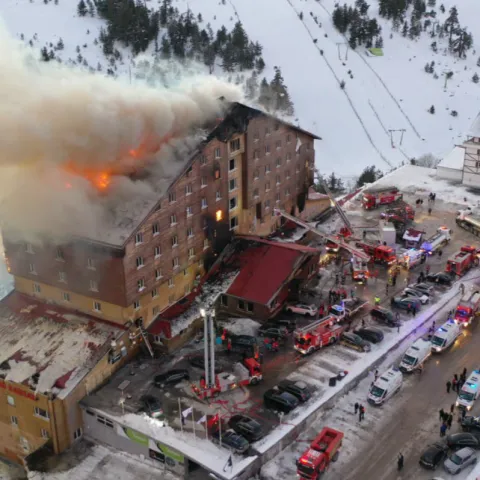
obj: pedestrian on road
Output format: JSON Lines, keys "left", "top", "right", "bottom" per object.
{"left": 450, "top": 404, "right": 455, "bottom": 413}
{"left": 374, "top": 370, "right": 379, "bottom": 382}
{"left": 359, "top": 405, "right": 365, "bottom": 421}
{"left": 440, "top": 423, "right": 447, "bottom": 437}
{"left": 397, "top": 324, "right": 400, "bottom": 333}
{"left": 407, "top": 304, "right": 412, "bottom": 315}
{"left": 463, "top": 367, "right": 467, "bottom": 378}
{"left": 411, "top": 304, "right": 417, "bottom": 316}
{"left": 446, "top": 380, "right": 452, "bottom": 393}
{"left": 428, "top": 207, "right": 432, "bottom": 215}
{"left": 397, "top": 453, "right": 404, "bottom": 471}
{"left": 354, "top": 402, "right": 359, "bottom": 414}
{"left": 462, "top": 408, "right": 467, "bottom": 420}
{"left": 426, "top": 265, "right": 431, "bottom": 275}
{"left": 452, "top": 378, "right": 457, "bottom": 392}
{"left": 438, "top": 249, "right": 443, "bottom": 258}
{"left": 447, "top": 414, "right": 453, "bottom": 429}
{"left": 439, "top": 408, "right": 445, "bottom": 421}
{"left": 460, "top": 283, "right": 465, "bottom": 295}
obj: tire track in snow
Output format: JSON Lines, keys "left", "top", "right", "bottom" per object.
{"left": 281, "top": 0, "right": 394, "bottom": 169}
{"left": 313, "top": 0, "right": 423, "bottom": 141}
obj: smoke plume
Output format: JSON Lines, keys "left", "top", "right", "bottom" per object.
{"left": 0, "top": 23, "right": 243, "bottom": 245}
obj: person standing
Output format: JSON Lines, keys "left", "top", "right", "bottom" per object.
{"left": 439, "top": 408, "right": 445, "bottom": 421}
{"left": 446, "top": 380, "right": 452, "bottom": 393}
{"left": 447, "top": 414, "right": 453, "bottom": 429}
{"left": 397, "top": 453, "right": 404, "bottom": 471}
{"left": 359, "top": 405, "right": 365, "bottom": 422}
{"left": 440, "top": 423, "right": 447, "bottom": 437}
{"left": 354, "top": 402, "right": 359, "bottom": 414}
{"left": 452, "top": 377, "right": 458, "bottom": 393}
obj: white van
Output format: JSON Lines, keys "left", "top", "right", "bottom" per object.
{"left": 368, "top": 367, "right": 402, "bottom": 405}
{"left": 456, "top": 369, "right": 480, "bottom": 411}
{"left": 399, "top": 338, "right": 431, "bottom": 373}
{"left": 431, "top": 320, "right": 461, "bottom": 353}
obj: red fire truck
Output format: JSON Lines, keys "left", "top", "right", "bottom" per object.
{"left": 296, "top": 427, "right": 344, "bottom": 479}
{"left": 445, "top": 245, "right": 479, "bottom": 276}
{"left": 454, "top": 290, "right": 480, "bottom": 327}
{"left": 192, "top": 358, "right": 262, "bottom": 399}
{"left": 362, "top": 186, "right": 402, "bottom": 210}
{"left": 355, "top": 242, "right": 397, "bottom": 266}
{"left": 294, "top": 316, "right": 344, "bottom": 355}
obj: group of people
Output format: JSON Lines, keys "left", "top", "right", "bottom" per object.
{"left": 446, "top": 368, "right": 468, "bottom": 394}
{"left": 439, "top": 405, "right": 456, "bottom": 436}
{"left": 354, "top": 402, "right": 366, "bottom": 422}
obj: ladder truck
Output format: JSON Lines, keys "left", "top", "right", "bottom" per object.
{"left": 293, "top": 315, "right": 345, "bottom": 355}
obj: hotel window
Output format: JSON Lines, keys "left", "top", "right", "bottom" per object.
{"left": 56, "top": 248, "right": 64, "bottom": 261}
{"left": 265, "top": 164, "right": 271, "bottom": 174}
{"left": 168, "top": 278, "right": 174, "bottom": 288}
{"left": 7, "top": 395, "right": 15, "bottom": 406}
{"left": 151, "top": 288, "right": 158, "bottom": 298}
{"left": 286, "top": 152, "right": 292, "bottom": 162}
{"left": 200, "top": 155, "right": 207, "bottom": 165}
{"left": 170, "top": 214, "right": 177, "bottom": 226}
{"left": 185, "top": 283, "right": 191, "bottom": 295}
{"left": 215, "top": 147, "right": 221, "bottom": 158}
{"left": 253, "top": 131, "right": 259, "bottom": 142}
{"left": 238, "top": 299, "right": 245, "bottom": 310}
{"left": 221, "top": 295, "right": 228, "bottom": 307}
{"left": 247, "top": 302, "right": 254, "bottom": 312}
{"left": 168, "top": 192, "right": 176, "bottom": 203}
{"left": 58, "top": 271, "right": 67, "bottom": 283}
{"left": 188, "top": 247, "right": 195, "bottom": 259}
{"left": 186, "top": 166, "right": 193, "bottom": 177}
{"left": 253, "top": 169, "right": 259, "bottom": 180}
{"left": 87, "top": 257, "right": 96, "bottom": 270}
{"left": 286, "top": 170, "right": 291, "bottom": 179}
{"left": 254, "top": 188, "right": 259, "bottom": 198}
{"left": 171, "top": 235, "right": 178, "bottom": 248}
{"left": 230, "top": 216, "right": 238, "bottom": 230}
{"left": 136, "top": 256, "right": 144, "bottom": 268}
{"left": 287, "top": 134, "right": 292, "bottom": 144}
{"left": 286, "top": 187, "right": 291, "bottom": 196}
{"left": 229, "top": 178, "right": 237, "bottom": 191}
{"left": 172, "top": 257, "right": 179, "bottom": 269}
{"left": 201, "top": 176, "right": 207, "bottom": 188}
{"left": 154, "top": 246, "right": 161, "bottom": 258}
{"left": 137, "top": 279, "right": 145, "bottom": 292}
{"left": 152, "top": 223, "right": 159, "bottom": 236}
{"left": 276, "top": 175, "right": 281, "bottom": 185}
{"left": 296, "top": 163, "right": 300, "bottom": 172}
{"left": 229, "top": 197, "right": 237, "bottom": 210}
{"left": 265, "top": 182, "right": 271, "bottom": 192}
{"left": 152, "top": 306, "right": 159, "bottom": 317}
{"left": 276, "top": 193, "right": 281, "bottom": 203}
{"left": 230, "top": 138, "right": 240, "bottom": 152}
{"left": 41, "top": 429, "right": 50, "bottom": 439}
{"left": 265, "top": 200, "right": 271, "bottom": 210}
{"left": 265, "top": 127, "right": 271, "bottom": 136}
{"left": 185, "top": 184, "right": 193, "bottom": 195}
{"left": 265, "top": 145, "right": 270, "bottom": 155}
{"left": 26, "top": 243, "right": 34, "bottom": 254}
{"left": 229, "top": 158, "right": 236, "bottom": 171}
{"left": 276, "top": 140, "right": 281, "bottom": 150}
{"left": 34, "top": 407, "right": 49, "bottom": 419}
{"left": 90, "top": 280, "right": 98, "bottom": 292}
{"left": 203, "top": 238, "right": 209, "bottom": 250}
{"left": 276, "top": 157, "right": 282, "bottom": 168}
{"left": 201, "top": 197, "right": 207, "bottom": 209}
{"left": 63, "top": 292, "right": 70, "bottom": 302}
{"left": 216, "top": 191, "right": 222, "bottom": 201}
{"left": 155, "top": 269, "right": 162, "bottom": 280}
{"left": 29, "top": 264, "right": 37, "bottom": 275}
{"left": 186, "top": 205, "right": 193, "bottom": 217}
{"left": 33, "top": 283, "right": 41, "bottom": 293}
{"left": 187, "top": 227, "right": 194, "bottom": 238}
{"left": 135, "top": 233, "right": 143, "bottom": 245}
{"left": 253, "top": 149, "right": 259, "bottom": 160}
{"left": 11, "top": 416, "right": 18, "bottom": 426}
{"left": 73, "top": 428, "right": 82, "bottom": 440}
{"left": 274, "top": 122, "right": 280, "bottom": 131}
{"left": 168, "top": 295, "right": 175, "bottom": 305}
{"left": 134, "top": 300, "right": 141, "bottom": 310}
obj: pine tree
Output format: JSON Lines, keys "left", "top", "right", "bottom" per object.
{"left": 375, "top": 36, "right": 383, "bottom": 48}
{"left": 472, "top": 73, "right": 479, "bottom": 83}
{"left": 255, "top": 56, "right": 265, "bottom": 73}
{"left": 258, "top": 78, "right": 273, "bottom": 111}
{"left": 427, "top": 0, "right": 435, "bottom": 5}
{"left": 40, "top": 47, "right": 50, "bottom": 61}
{"left": 429, "top": 105, "right": 435, "bottom": 114}
{"left": 160, "top": 37, "right": 171, "bottom": 59}
{"left": 77, "top": 0, "right": 87, "bottom": 16}
{"left": 402, "top": 21, "right": 408, "bottom": 37}
{"left": 356, "top": 165, "right": 380, "bottom": 187}
{"left": 57, "top": 38, "right": 64, "bottom": 50}
{"left": 269, "top": 67, "right": 294, "bottom": 115}
{"left": 439, "top": 4, "right": 445, "bottom": 13}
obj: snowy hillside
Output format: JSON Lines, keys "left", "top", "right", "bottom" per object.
{"left": 1, "top": 0, "right": 480, "bottom": 176}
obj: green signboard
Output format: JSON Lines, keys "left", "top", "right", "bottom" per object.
{"left": 123, "top": 427, "right": 149, "bottom": 446}
{"left": 157, "top": 442, "right": 184, "bottom": 463}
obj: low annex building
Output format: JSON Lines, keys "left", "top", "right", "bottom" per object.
{"left": 217, "top": 237, "right": 320, "bottom": 320}
{"left": 0, "top": 292, "right": 132, "bottom": 465}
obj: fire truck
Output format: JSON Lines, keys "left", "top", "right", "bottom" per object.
{"left": 420, "top": 226, "right": 451, "bottom": 255}
{"left": 355, "top": 242, "right": 397, "bottom": 266}
{"left": 454, "top": 290, "right": 480, "bottom": 327}
{"left": 294, "top": 315, "right": 344, "bottom": 355}
{"left": 380, "top": 202, "right": 415, "bottom": 223}
{"left": 192, "top": 358, "right": 262, "bottom": 400}
{"left": 296, "top": 427, "right": 344, "bottom": 480}
{"left": 456, "top": 212, "right": 480, "bottom": 236}
{"left": 446, "top": 245, "right": 479, "bottom": 276}
{"left": 362, "top": 186, "right": 402, "bottom": 210}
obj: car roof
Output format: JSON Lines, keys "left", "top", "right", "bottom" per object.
{"left": 455, "top": 447, "right": 475, "bottom": 457}
{"left": 359, "top": 327, "right": 382, "bottom": 334}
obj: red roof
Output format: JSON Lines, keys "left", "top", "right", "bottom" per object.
{"left": 236, "top": 235, "right": 320, "bottom": 253}
{"left": 227, "top": 243, "right": 312, "bottom": 304}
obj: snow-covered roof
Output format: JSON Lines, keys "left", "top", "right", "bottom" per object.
{"left": 0, "top": 292, "right": 124, "bottom": 399}
{"left": 438, "top": 146, "right": 465, "bottom": 171}
{"left": 469, "top": 112, "right": 480, "bottom": 137}
{"left": 403, "top": 228, "right": 423, "bottom": 242}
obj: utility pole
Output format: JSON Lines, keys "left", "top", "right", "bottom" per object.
{"left": 336, "top": 42, "right": 348, "bottom": 61}
{"left": 443, "top": 71, "right": 453, "bottom": 90}
{"left": 388, "top": 129, "right": 406, "bottom": 148}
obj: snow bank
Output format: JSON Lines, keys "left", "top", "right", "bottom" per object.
{"left": 218, "top": 317, "right": 260, "bottom": 336}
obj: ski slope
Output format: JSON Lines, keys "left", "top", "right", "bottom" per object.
{"left": 0, "top": 0, "right": 480, "bottom": 176}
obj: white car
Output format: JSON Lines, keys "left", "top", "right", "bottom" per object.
{"left": 285, "top": 303, "right": 318, "bottom": 316}
{"left": 402, "top": 289, "right": 429, "bottom": 304}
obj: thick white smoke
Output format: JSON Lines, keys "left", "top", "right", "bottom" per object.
{"left": 0, "top": 23, "right": 243, "bottom": 244}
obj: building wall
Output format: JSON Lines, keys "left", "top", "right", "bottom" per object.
{"left": 436, "top": 166, "right": 463, "bottom": 182}
{"left": 300, "top": 198, "right": 331, "bottom": 221}
{"left": 462, "top": 139, "right": 480, "bottom": 187}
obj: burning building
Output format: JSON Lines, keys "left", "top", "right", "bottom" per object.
{"left": 3, "top": 102, "right": 319, "bottom": 331}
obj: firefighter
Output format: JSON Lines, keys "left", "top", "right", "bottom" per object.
{"left": 374, "top": 295, "right": 380, "bottom": 305}
{"left": 272, "top": 339, "right": 279, "bottom": 352}
{"left": 227, "top": 338, "right": 232, "bottom": 354}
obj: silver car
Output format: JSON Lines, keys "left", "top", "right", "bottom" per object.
{"left": 444, "top": 447, "right": 477, "bottom": 474}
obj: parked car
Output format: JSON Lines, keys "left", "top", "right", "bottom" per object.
{"left": 189, "top": 356, "right": 223, "bottom": 373}
{"left": 140, "top": 395, "right": 163, "bottom": 419}
{"left": 419, "top": 443, "right": 449, "bottom": 469}
{"left": 354, "top": 327, "right": 384, "bottom": 344}
{"left": 285, "top": 303, "right": 318, "bottom": 316}
{"left": 391, "top": 297, "right": 422, "bottom": 311}
{"left": 258, "top": 325, "right": 288, "bottom": 339}
{"left": 370, "top": 306, "right": 400, "bottom": 327}
{"left": 264, "top": 388, "right": 299, "bottom": 413}
{"left": 154, "top": 369, "right": 190, "bottom": 388}
{"left": 340, "top": 332, "right": 371, "bottom": 352}
{"left": 446, "top": 432, "right": 480, "bottom": 450}
{"left": 410, "top": 283, "right": 435, "bottom": 295}
{"left": 228, "top": 414, "right": 264, "bottom": 442}
{"left": 426, "top": 272, "right": 453, "bottom": 286}
{"left": 211, "top": 429, "right": 250, "bottom": 454}
{"left": 277, "top": 380, "right": 311, "bottom": 403}
{"left": 462, "top": 416, "right": 480, "bottom": 433}
{"left": 403, "top": 288, "right": 430, "bottom": 304}
{"left": 267, "top": 319, "right": 297, "bottom": 333}
{"left": 229, "top": 335, "right": 258, "bottom": 354}
{"left": 444, "top": 447, "right": 477, "bottom": 474}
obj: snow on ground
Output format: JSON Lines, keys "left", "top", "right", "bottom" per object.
{"left": 218, "top": 317, "right": 260, "bottom": 336}
{"left": 1, "top": 0, "right": 480, "bottom": 176}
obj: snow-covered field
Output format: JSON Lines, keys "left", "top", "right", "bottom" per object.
{"left": 1, "top": 0, "right": 480, "bottom": 176}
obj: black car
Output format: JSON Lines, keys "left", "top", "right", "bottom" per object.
{"left": 188, "top": 356, "right": 223, "bottom": 373}
{"left": 264, "top": 388, "right": 299, "bottom": 413}
{"left": 340, "top": 332, "right": 371, "bottom": 352}
{"left": 266, "top": 319, "right": 296, "bottom": 333}
{"left": 354, "top": 327, "right": 384, "bottom": 344}
{"left": 154, "top": 369, "right": 190, "bottom": 388}
{"left": 277, "top": 380, "right": 311, "bottom": 402}
{"left": 229, "top": 335, "right": 258, "bottom": 354}
{"left": 446, "top": 432, "right": 480, "bottom": 450}
{"left": 258, "top": 325, "right": 287, "bottom": 339}
{"left": 462, "top": 416, "right": 480, "bottom": 433}
{"left": 426, "top": 272, "right": 453, "bottom": 286}
{"left": 140, "top": 395, "right": 163, "bottom": 419}
{"left": 391, "top": 297, "right": 422, "bottom": 311}
{"left": 370, "top": 306, "right": 400, "bottom": 327}
{"left": 228, "top": 414, "right": 264, "bottom": 442}
{"left": 211, "top": 429, "right": 249, "bottom": 454}
{"left": 419, "top": 442, "right": 449, "bottom": 469}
